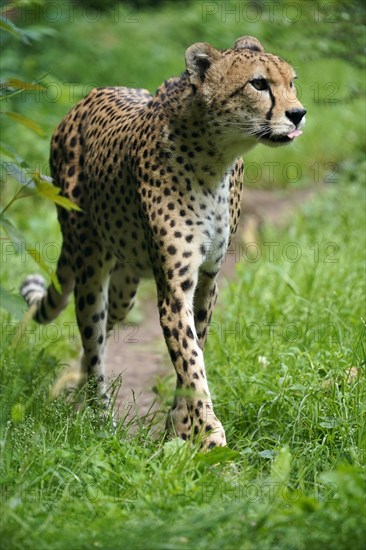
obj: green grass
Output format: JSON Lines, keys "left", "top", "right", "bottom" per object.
{"left": 1, "top": 1, "right": 365, "bottom": 548}
{"left": 1, "top": 164, "right": 365, "bottom": 549}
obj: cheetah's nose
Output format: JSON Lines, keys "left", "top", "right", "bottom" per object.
{"left": 285, "top": 108, "right": 307, "bottom": 126}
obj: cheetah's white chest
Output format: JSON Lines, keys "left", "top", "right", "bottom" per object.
{"left": 199, "top": 176, "right": 231, "bottom": 271}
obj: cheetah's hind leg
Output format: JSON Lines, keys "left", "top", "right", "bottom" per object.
{"left": 75, "top": 262, "right": 140, "bottom": 424}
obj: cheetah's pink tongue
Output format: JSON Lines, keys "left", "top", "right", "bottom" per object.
{"left": 287, "top": 129, "right": 303, "bottom": 139}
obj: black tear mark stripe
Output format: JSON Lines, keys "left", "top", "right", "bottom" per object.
{"left": 266, "top": 86, "right": 276, "bottom": 121}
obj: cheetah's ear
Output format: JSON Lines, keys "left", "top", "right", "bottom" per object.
{"left": 185, "top": 43, "right": 221, "bottom": 84}
{"left": 234, "top": 36, "right": 264, "bottom": 52}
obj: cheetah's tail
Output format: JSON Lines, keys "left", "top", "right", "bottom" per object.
{"left": 20, "top": 274, "right": 73, "bottom": 324}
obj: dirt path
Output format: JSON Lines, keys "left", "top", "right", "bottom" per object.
{"left": 105, "top": 186, "right": 320, "bottom": 421}
{"left": 107, "top": 295, "right": 166, "bottom": 423}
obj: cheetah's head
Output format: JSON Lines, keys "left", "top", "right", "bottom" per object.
{"left": 185, "top": 36, "right": 306, "bottom": 149}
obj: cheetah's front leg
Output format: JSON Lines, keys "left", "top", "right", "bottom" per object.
{"left": 194, "top": 274, "right": 218, "bottom": 350}
{"left": 158, "top": 285, "right": 226, "bottom": 450}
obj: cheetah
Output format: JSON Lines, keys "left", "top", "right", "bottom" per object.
{"left": 21, "top": 36, "right": 306, "bottom": 449}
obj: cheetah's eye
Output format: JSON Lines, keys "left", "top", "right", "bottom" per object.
{"left": 250, "top": 78, "right": 269, "bottom": 91}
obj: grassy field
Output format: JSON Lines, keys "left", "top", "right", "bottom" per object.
{"left": 1, "top": 165, "right": 365, "bottom": 549}
{"left": 1, "top": 1, "right": 365, "bottom": 548}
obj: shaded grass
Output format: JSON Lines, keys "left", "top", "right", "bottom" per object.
{"left": 1, "top": 0, "right": 365, "bottom": 188}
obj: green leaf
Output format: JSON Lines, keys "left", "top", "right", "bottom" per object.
{"left": 0, "top": 216, "right": 26, "bottom": 246}
{"left": 4, "top": 111, "right": 45, "bottom": 137}
{"left": 195, "top": 446, "right": 241, "bottom": 466}
{"left": 11, "top": 403, "right": 26, "bottom": 423}
{"left": 20, "top": 26, "right": 58, "bottom": 42}
{"left": 0, "top": 141, "right": 22, "bottom": 162}
{"left": 0, "top": 286, "right": 26, "bottom": 320}
{"left": 0, "top": 144, "right": 35, "bottom": 173}
{"left": 4, "top": 78, "right": 45, "bottom": 92}
{"left": 271, "top": 446, "right": 292, "bottom": 484}
{"left": 258, "top": 449, "right": 275, "bottom": 459}
{"left": 0, "top": 78, "right": 45, "bottom": 101}
{"left": 0, "top": 160, "right": 33, "bottom": 188}
{"left": 163, "top": 438, "right": 186, "bottom": 459}
{"left": 320, "top": 466, "right": 365, "bottom": 500}
{"left": 0, "top": 16, "right": 27, "bottom": 41}
{"left": 34, "top": 175, "right": 82, "bottom": 211}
